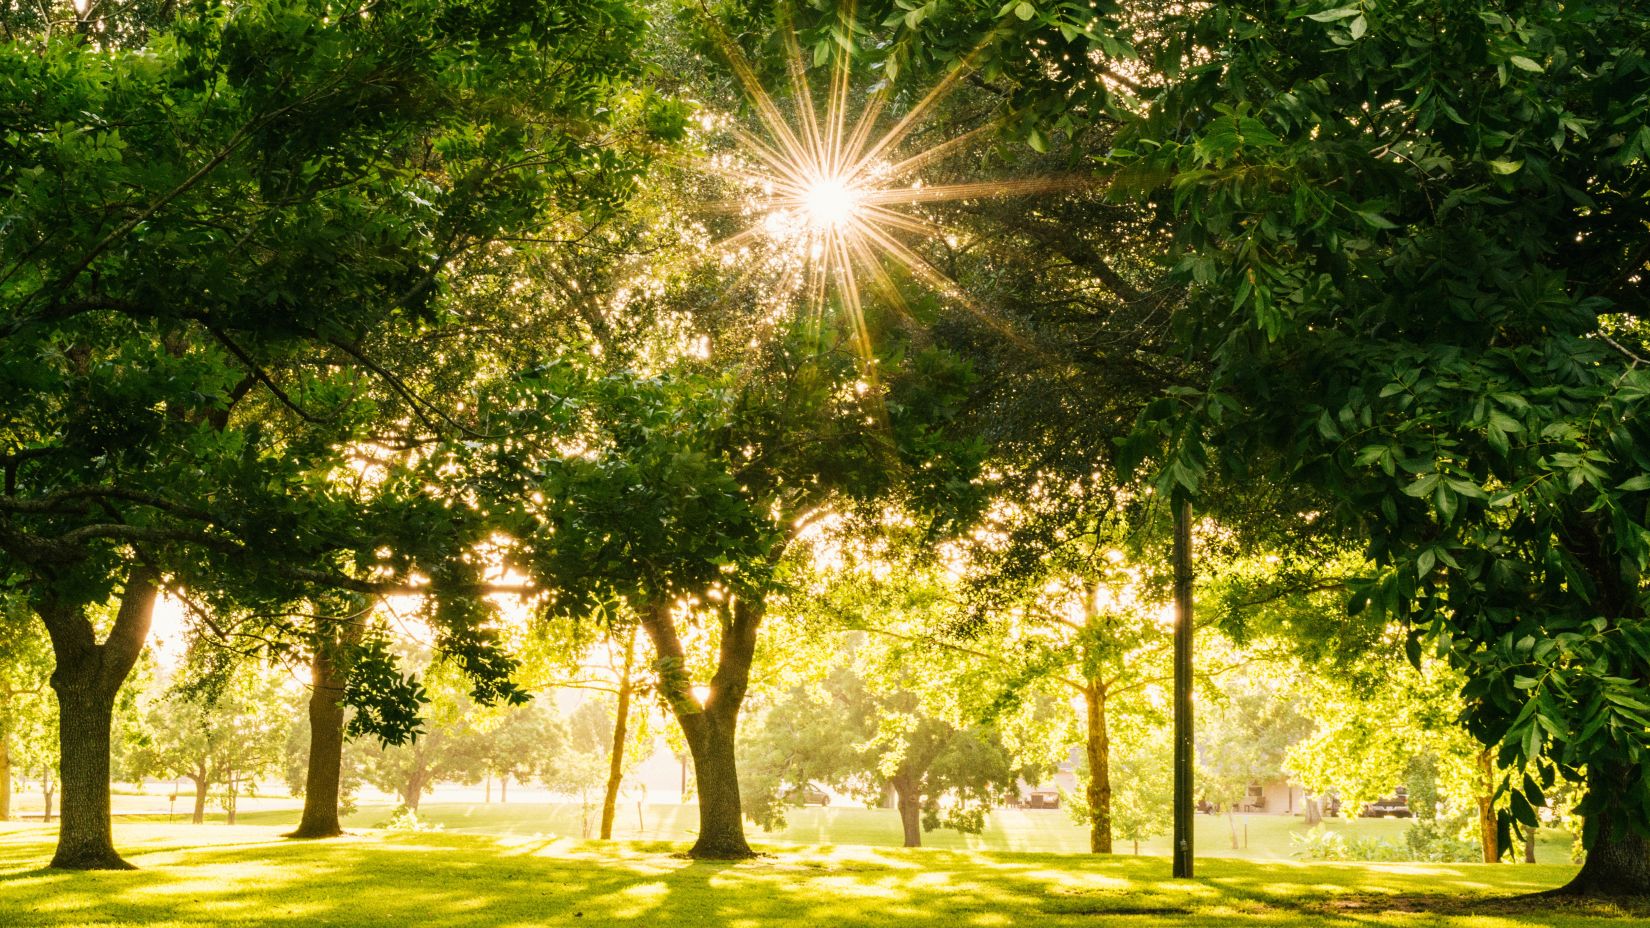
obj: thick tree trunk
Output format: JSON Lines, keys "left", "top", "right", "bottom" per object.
{"left": 290, "top": 629, "right": 348, "bottom": 839}
{"left": 1304, "top": 796, "right": 1322, "bottom": 826}
{"left": 1084, "top": 681, "right": 1112, "bottom": 853}
{"left": 1477, "top": 749, "right": 1499, "bottom": 863}
{"left": 402, "top": 770, "right": 423, "bottom": 813}
{"left": 600, "top": 629, "right": 636, "bottom": 841}
{"left": 39, "top": 567, "right": 159, "bottom": 870}
{"left": 893, "top": 776, "right": 922, "bottom": 848}
{"left": 190, "top": 777, "right": 208, "bottom": 824}
{"left": 1525, "top": 827, "right": 1537, "bottom": 864}
{"left": 641, "top": 597, "right": 761, "bottom": 859}
{"left": 1559, "top": 765, "right": 1650, "bottom": 896}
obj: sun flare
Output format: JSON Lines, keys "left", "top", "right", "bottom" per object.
{"left": 695, "top": 7, "right": 1083, "bottom": 365}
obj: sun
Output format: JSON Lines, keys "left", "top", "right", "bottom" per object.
{"left": 801, "top": 175, "right": 862, "bottom": 230}
{"left": 695, "top": 5, "right": 1081, "bottom": 362}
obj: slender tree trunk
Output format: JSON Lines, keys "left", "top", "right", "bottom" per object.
{"left": 600, "top": 628, "right": 636, "bottom": 841}
{"left": 190, "top": 776, "right": 208, "bottom": 824}
{"left": 1525, "top": 827, "right": 1537, "bottom": 864}
{"left": 1559, "top": 764, "right": 1650, "bottom": 896}
{"left": 1227, "top": 807, "right": 1240, "bottom": 850}
{"left": 500, "top": 776, "right": 508, "bottom": 803}
{"left": 641, "top": 597, "right": 761, "bottom": 859}
{"left": 224, "top": 768, "right": 236, "bottom": 826}
{"left": 290, "top": 625, "right": 349, "bottom": 839}
{"left": 38, "top": 567, "right": 159, "bottom": 869}
{"left": 892, "top": 776, "right": 922, "bottom": 848}
{"left": 485, "top": 776, "right": 491, "bottom": 804}
{"left": 42, "top": 770, "right": 54, "bottom": 823}
{"left": 0, "top": 720, "right": 11, "bottom": 822}
{"left": 1084, "top": 681, "right": 1112, "bottom": 853}
{"left": 1477, "top": 749, "right": 1499, "bottom": 863}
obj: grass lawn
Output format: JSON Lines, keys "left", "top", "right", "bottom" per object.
{"left": 224, "top": 800, "right": 1576, "bottom": 862}
{"left": 0, "top": 822, "right": 1637, "bottom": 928}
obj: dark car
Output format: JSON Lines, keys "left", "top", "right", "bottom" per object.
{"left": 1361, "top": 786, "right": 1413, "bottom": 818}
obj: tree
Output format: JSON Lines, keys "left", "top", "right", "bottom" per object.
{"left": 0, "top": 0, "right": 669, "bottom": 869}
{"left": 1198, "top": 675, "right": 1312, "bottom": 851}
{"left": 129, "top": 661, "right": 290, "bottom": 825}
{"left": 516, "top": 321, "right": 985, "bottom": 858}
{"left": 1092, "top": 0, "right": 1650, "bottom": 895}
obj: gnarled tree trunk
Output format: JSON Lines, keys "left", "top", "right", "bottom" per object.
{"left": 599, "top": 628, "right": 636, "bottom": 841}
{"left": 290, "top": 627, "right": 348, "bottom": 838}
{"left": 38, "top": 566, "right": 159, "bottom": 869}
{"left": 1560, "top": 764, "right": 1650, "bottom": 896}
{"left": 892, "top": 775, "right": 922, "bottom": 848}
{"left": 1084, "top": 681, "right": 1112, "bottom": 853}
{"left": 642, "top": 597, "right": 760, "bottom": 859}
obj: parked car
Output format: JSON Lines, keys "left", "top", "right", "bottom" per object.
{"left": 780, "top": 783, "right": 831, "bottom": 807}
{"left": 1360, "top": 786, "right": 1413, "bottom": 818}
{"left": 1023, "top": 789, "right": 1060, "bottom": 809}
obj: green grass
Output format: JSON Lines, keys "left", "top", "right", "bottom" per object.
{"left": 222, "top": 800, "right": 1575, "bottom": 862}
{"left": 0, "top": 822, "right": 1634, "bottom": 928}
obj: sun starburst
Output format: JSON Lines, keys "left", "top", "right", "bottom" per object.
{"left": 695, "top": 6, "right": 1083, "bottom": 365}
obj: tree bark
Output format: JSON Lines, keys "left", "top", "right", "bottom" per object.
{"left": 1084, "top": 681, "right": 1112, "bottom": 853}
{"left": 0, "top": 720, "right": 11, "bottom": 822}
{"left": 1477, "top": 749, "right": 1499, "bottom": 863}
{"left": 485, "top": 776, "right": 491, "bottom": 804}
{"left": 893, "top": 776, "right": 922, "bottom": 848}
{"left": 600, "top": 628, "right": 636, "bottom": 841}
{"left": 190, "top": 776, "right": 208, "bottom": 824}
{"left": 640, "top": 597, "right": 760, "bottom": 859}
{"left": 39, "top": 566, "right": 159, "bottom": 869}
{"left": 42, "top": 772, "right": 53, "bottom": 823}
{"left": 1304, "top": 796, "right": 1322, "bottom": 827}
{"left": 1559, "top": 764, "right": 1650, "bottom": 896}
{"left": 1525, "top": 827, "right": 1537, "bottom": 864}
{"left": 224, "top": 768, "right": 236, "bottom": 825}
{"left": 290, "top": 626, "right": 348, "bottom": 839}
{"left": 500, "top": 776, "right": 507, "bottom": 803}
{"left": 402, "top": 769, "right": 424, "bottom": 813}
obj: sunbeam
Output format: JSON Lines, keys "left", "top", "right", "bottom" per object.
{"left": 696, "top": 4, "right": 1082, "bottom": 359}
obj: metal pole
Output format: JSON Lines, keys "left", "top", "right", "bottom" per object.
{"left": 1172, "top": 494, "right": 1195, "bottom": 879}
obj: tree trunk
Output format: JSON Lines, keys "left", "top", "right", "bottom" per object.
{"left": 42, "top": 770, "right": 54, "bottom": 824}
{"left": 1477, "top": 749, "right": 1499, "bottom": 863}
{"left": 1083, "top": 681, "right": 1112, "bottom": 853}
{"left": 1304, "top": 796, "right": 1322, "bottom": 827}
{"left": 640, "top": 596, "right": 761, "bottom": 859}
{"left": 190, "top": 777, "right": 208, "bottom": 824}
{"left": 290, "top": 627, "right": 348, "bottom": 839}
{"left": 600, "top": 629, "right": 636, "bottom": 841}
{"left": 485, "top": 776, "right": 492, "bottom": 804}
{"left": 224, "top": 768, "right": 236, "bottom": 826}
{"left": 1227, "top": 807, "right": 1240, "bottom": 850}
{"left": 38, "top": 566, "right": 159, "bottom": 870}
{"left": 500, "top": 776, "right": 508, "bottom": 804}
{"left": 893, "top": 776, "right": 922, "bottom": 848}
{"left": 1525, "top": 827, "right": 1537, "bottom": 864}
{"left": 1559, "top": 764, "right": 1650, "bottom": 896}
{"left": 403, "top": 770, "right": 423, "bottom": 813}
{"left": 0, "top": 721, "right": 11, "bottom": 822}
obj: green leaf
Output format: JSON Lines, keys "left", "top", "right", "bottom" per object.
{"left": 1508, "top": 55, "right": 1544, "bottom": 72}
{"left": 1617, "top": 475, "right": 1650, "bottom": 492}
{"left": 1306, "top": 7, "right": 1360, "bottom": 22}
{"left": 1014, "top": 1, "right": 1036, "bottom": 20}
{"left": 1403, "top": 474, "right": 1440, "bottom": 498}
{"left": 1349, "top": 14, "right": 1367, "bottom": 40}
{"left": 1489, "top": 159, "right": 1524, "bottom": 175}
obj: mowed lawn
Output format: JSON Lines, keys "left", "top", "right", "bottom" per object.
{"left": 226, "top": 800, "right": 1577, "bottom": 862}
{"left": 1, "top": 822, "right": 1639, "bottom": 928}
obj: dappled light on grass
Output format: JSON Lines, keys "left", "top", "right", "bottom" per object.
{"left": 0, "top": 823, "right": 1624, "bottom": 927}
